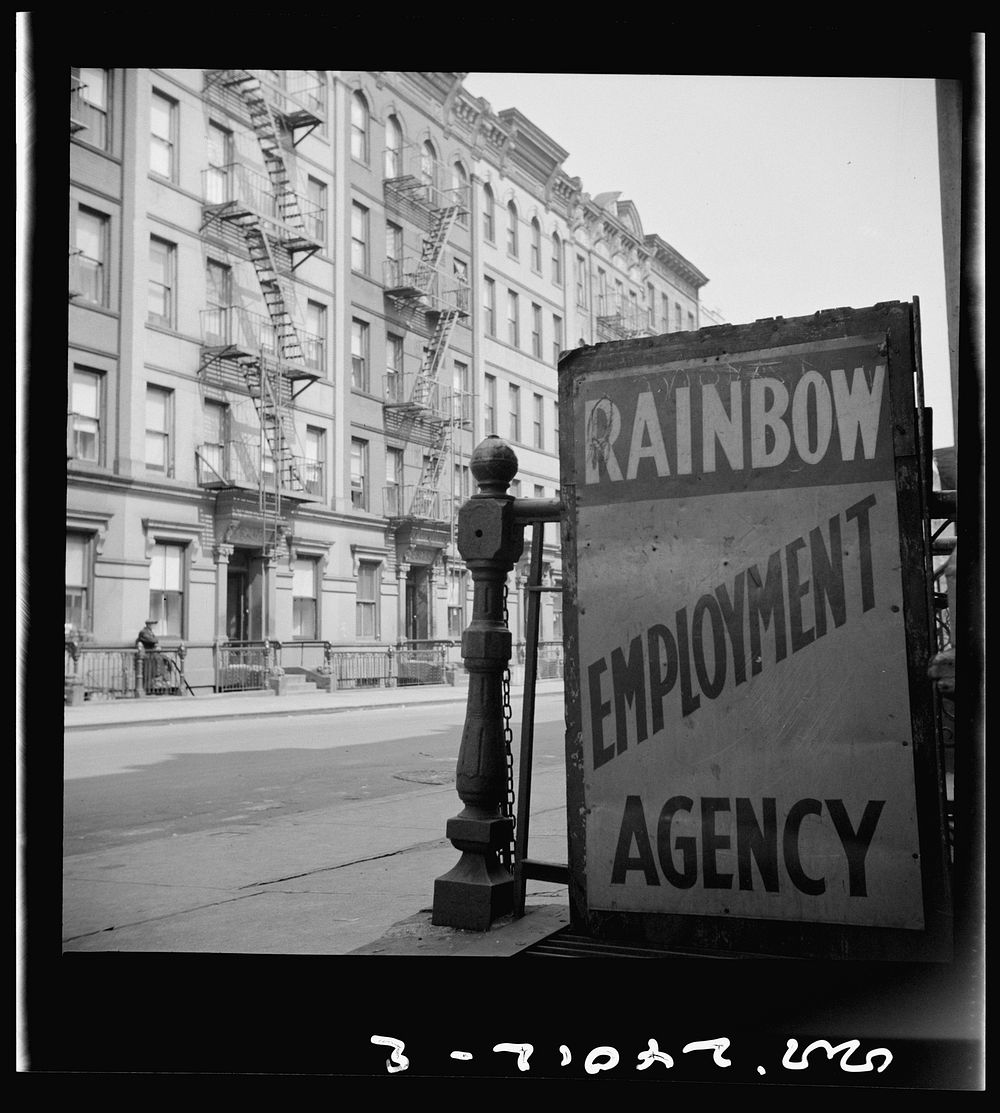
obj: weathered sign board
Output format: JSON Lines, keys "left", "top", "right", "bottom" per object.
{"left": 558, "top": 303, "right": 951, "bottom": 960}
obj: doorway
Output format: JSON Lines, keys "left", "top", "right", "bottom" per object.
{"left": 405, "top": 565, "right": 431, "bottom": 641}
{"left": 226, "top": 548, "right": 257, "bottom": 641}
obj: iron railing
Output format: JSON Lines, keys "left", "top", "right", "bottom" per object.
{"left": 64, "top": 643, "right": 189, "bottom": 701}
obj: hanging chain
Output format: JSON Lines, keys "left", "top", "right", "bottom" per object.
{"left": 500, "top": 581, "right": 516, "bottom": 873}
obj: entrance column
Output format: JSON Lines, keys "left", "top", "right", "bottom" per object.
{"left": 395, "top": 561, "right": 409, "bottom": 643}
{"left": 263, "top": 552, "right": 279, "bottom": 640}
{"left": 432, "top": 436, "right": 524, "bottom": 930}
{"left": 213, "top": 543, "right": 233, "bottom": 641}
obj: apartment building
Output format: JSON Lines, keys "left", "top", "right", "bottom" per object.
{"left": 67, "top": 69, "right": 709, "bottom": 663}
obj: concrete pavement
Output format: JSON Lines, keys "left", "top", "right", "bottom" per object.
{"left": 61, "top": 678, "right": 572, "bottom": 956}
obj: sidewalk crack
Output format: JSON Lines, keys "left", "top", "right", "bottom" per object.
{"left": 239, "top": 837, "right": 450, "bottom": 889}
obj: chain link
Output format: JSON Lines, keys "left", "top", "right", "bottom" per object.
{"left": 500, "top": 581, "right": 516, "bottom": 873}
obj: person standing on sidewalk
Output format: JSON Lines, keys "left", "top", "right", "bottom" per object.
{"left": 136, "top": 619, "right": 164, "bottom": 691}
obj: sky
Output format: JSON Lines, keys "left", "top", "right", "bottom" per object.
{"left": 466, "top": 73, "right": 956, "bottom": 448}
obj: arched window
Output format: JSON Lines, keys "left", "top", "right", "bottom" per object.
{"left": 384, "top": 114, "right": 403, "bottom": 178}
{"left": 530, "top": 218, "right": 542, "bottom": 271}
{"left": 451, "top": 162, "right": 469, "bottom": 225}
{"left": 551, "top": 231, "right": 563, "bottom": 286}
{"left": 483, "top": 183, "right": 495, "bottom": 242}
{"left": 420, "top": 139, "right": 437, "bottom": 198}
{"left": 350, "top": 91, "right": 369, "bottom": 163}
{"left": 506, "top": 201, "right": 518, "bottom": 257}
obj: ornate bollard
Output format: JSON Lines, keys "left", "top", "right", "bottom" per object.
{"left": 432, "top": 436, "right": 525, "bottom": 930}
{"left": 135, "top": 643, "right": 146, "bottom": 697}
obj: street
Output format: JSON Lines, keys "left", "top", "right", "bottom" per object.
{"left": 61, "top": 692, "right": 571, "bottom": 953}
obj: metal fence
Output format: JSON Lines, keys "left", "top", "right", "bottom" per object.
{"left": 63, "top": 639, "right": 472, "bottom": 701}
{"left": 214, "top": 642, "right": 270, "bottom": 692}
{"left": 64, "top": 644, "right": 188, "bottom": 701}
{"left": 395, "top": 643, "right": 449, "bottom": 687}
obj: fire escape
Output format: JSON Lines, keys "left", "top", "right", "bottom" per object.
{"left": 382, "top": 158, "right": 471, "bottom": 531}
{"left": 595, "top": 293, "right": 656, "bottom": 342}
{"left": 198, "top": 70, "right": 324, "bottom": 556}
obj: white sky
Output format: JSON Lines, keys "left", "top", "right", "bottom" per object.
{"left": 467, "top": 73, "right": 955, "bottom": 448}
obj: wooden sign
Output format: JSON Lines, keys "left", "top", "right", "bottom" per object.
{"left": 558, "top": 303, "right": 951, "bottom": 960}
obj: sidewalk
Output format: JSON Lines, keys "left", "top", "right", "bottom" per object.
{"left": 62, "top": 678, "right": 572, "bottom": 956}
{"left": 64, "top": 676, "right": 563, "bottom": 731}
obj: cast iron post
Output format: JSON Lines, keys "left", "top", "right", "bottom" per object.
{"left": 432, "top": 436, "right": 524, "bottom": 930}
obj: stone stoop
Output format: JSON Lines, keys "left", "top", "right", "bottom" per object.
{"left": 269, "top": 668, "right": 320, "bottom": 695}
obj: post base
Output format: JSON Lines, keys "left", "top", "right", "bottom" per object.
{"left": 432, "top": 852, "right": 514, "bottom": 930}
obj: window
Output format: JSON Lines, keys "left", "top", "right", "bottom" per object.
{"left": 533, "top": 393, "right": 544, "bottom": 449}
{"left": 292, "top": 558, "right": 319, "bottom": 639}
{"left": 385, "top": 446, "right": 404, "bottom": 515}
{"left": 304, "top": 427, "right": 326, "bottom": 498}
{"left": 384, "top": 114, "right": 403, "bottom": 178}
{"left": 385, "top": 332, "right": 404, "bottom": 403}
{"left": 203, "top": 259, "right": 231, "bottom": 345}
{"left": 531, "top": 303, "right": 542, "bottom": 358}
{"left": 150, "top": 90, "right": 177, "bottom": 179}
{"left": 69, "top": 368, "right": 102, "bottom": 462}
{"left": 452, "top": 360, "right": 470, "bottom": 423}
{"left": 534, "top": 484, "right": 545, "bottom": 499}
{"left": 615, "top": 280, "right": 625, "bottom": 315}
{"left": 447, "top": 568, "right": 466, "bottom": 638}
{"left": 420, "top": 140, "right": 437, "bottom": 197}
{"left": 199, "top": 400, "right": 228, "bottom": 482}
{"left": 385, "top": 220, "right": 403, "bottom": 284}
{"left": 483, "top": 183, "right": 495, "bottom": 242}
{"left": 305, "top": 176, "right": 326, "bottom": 246}
{"left": 647, "top": 283, "right": 656, "bottom": 329}
{"left": 553, "top": 399, "right": 560, "bottom": 445}
{"left": 205, "top": 121, "right": 232, "bottom": 203}
{"left": 552, "top": 581, "right": 563, "bottom": 641}
{"left": 530, "top": 218, "right": 542, "bottom": 271}
{"left": 509, "top": 383, "right": 521, "bottom": 442}
{"left": 506, "top": 201, "right": 518, "bottom": 257}
{"left": 510, "top": 479, "right": 522, "bottom": 497}
{"left": 71, "top": 67, "right": 110, "bottom": 149}
{"left": 305, "top": 300, "right": 326, "bottom": 374}
{"left": 147, "top": 236, "right": 175, "bottom": 327}
{"left": 576, "top": 255, "right": 587, "bottom": 307}
{"left": 149, "top": 542, "right": 185, "bottom": 636}
{"left": 66, "top": 532, "right": 93, "bottom": 632}
{"left": 204, "top": 257, "right": 231, "bottom": 318}
{"left": 350, "top": 91, "right": 369, "bottom": 162}
{"left": 662, "top": 294, "right": 670, "bottom": 332}
{"left": 74, "top": 207, "right": 108, "bottom": 306}
{"left": 483, "top": 276, "right": 496, "bottom": 336}
{"left": 351, "top": 201, "right": 369, "bottom": 273}
{"left": 350, "top": 438, "right": 368, "bottom": 509}
{"left": 356, "top": 561, "right": 380, "bottom": 637}
{"left": 351, "top": 319, "right": 370, "bottom": 391}
{"left": 145, "top": 385, "right": 172, "bottom": 473}
{"left": 629, "top": 289, "right": 639, "bottom": 329}
{"left": 552, "top": 314, "right": 563, "bottom": 366}
{"left": 597, "top": 269, "right": 607, "bottom": 314}
{"left": 552, "top": 232, "right": 563, "bottom": 285}
{"left": 507, "top": 289, "right": 519, "bottom": 347}
{"left": 688, "top": 310, "right": 696, "bottom": 331}
{"left": 454, "top": 463, "right": 471, "bottom": 504}
{"left": 675, "top": 304, "right": 682, "bottom": 331}
{"left": 452, "top": 162, "right": 469, "bottom": 225}
{"left": 484, "top": 374, "right": 497, "bottom": 435}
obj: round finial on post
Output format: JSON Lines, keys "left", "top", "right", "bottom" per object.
{"left": 470, "top": 436, "right": 518, "bottom": 498}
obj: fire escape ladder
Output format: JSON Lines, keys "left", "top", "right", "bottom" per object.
{"left": 242, "top": 223, "right": 305, "bottom": 365}
{"left": 241, "top": 356, "right": 306, "bottom": 494}
{"left": 410, "top": 421, "right": 453, "bottom": 520}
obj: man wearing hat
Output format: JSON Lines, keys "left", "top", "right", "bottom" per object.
{"left": 136, "top": 618, "right": 164, "bottom": 690}
{"left": 136, "top": 618, "right": 160, "bottom": 651}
